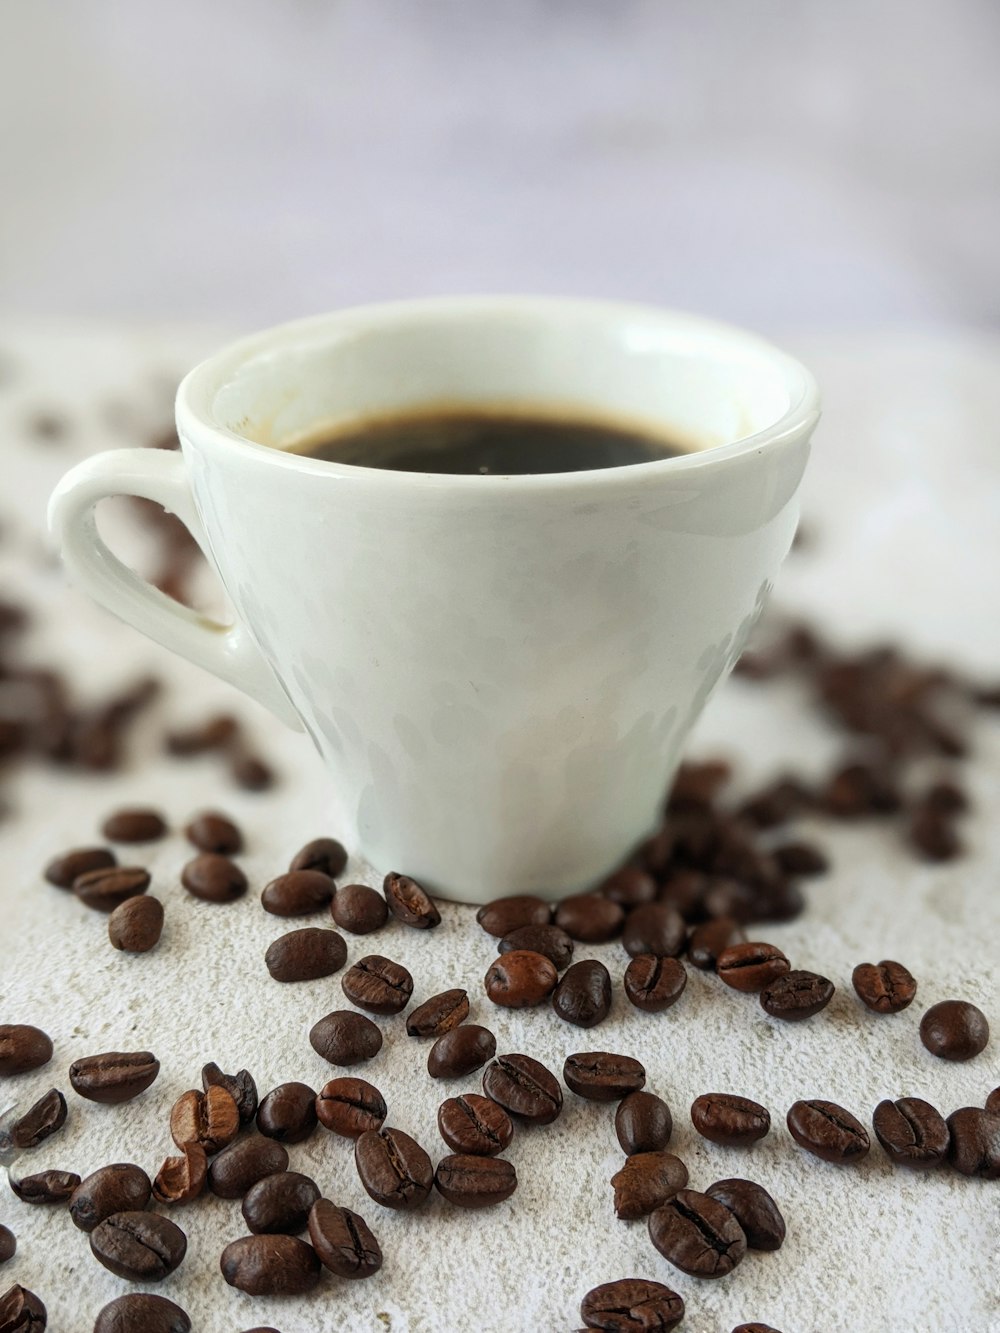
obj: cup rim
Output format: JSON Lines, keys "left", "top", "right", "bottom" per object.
{"left": 176, "top": 296, "right": 820, "bottom": 488}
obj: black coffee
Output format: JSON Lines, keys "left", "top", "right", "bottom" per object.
{"left": 290, "top": 410, "right": 690, "bottom": 475}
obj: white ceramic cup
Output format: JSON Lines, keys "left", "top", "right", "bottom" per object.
{"left": 49, "top": 297, "right": 819, "bottom": 903}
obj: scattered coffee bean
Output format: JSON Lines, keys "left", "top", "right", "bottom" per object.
{"left": 687, "top": 916, "right": 745, "bottom": 971}
{"left": 773, "top": 841, "right": 829, "bottom": 876}
{"left": 10, "top": 1088, "right": 66, "bottom": 1150}
{"left": 202, "top": 1063, "right": 258, "bottom": 1124}
{"left": 851, "top": 960, "right": 917, "bottom": 1014}
{"left": 740, "top": 776, "right": 811, "bottom": 827}
{"left": 986, "top": 1087, "right": 1000, "bottom": 1116}
{"left": 242, "top": 1170, "right": 320, "bottom": 1235}
{"left": 0, "top": 1227, "right": 14, "bottom": 1266}
{"left": 169, "top": 1086, "right": 240, "bottom": 1154}
{"left": 705, "top": 1177, "right": 785, "bottom": 1250}
{"left": 435, "top": 1154, "right": 517, "bottom": 1208}
{"left": 220, "top": 1234, "right": 320, "bottom": 1295}
{"left": 428, "top": 1024, "right": 496, "bottom": 1079}
{"left": 476, "top": 895, "right": 551, "bottom": 938}
{"left": 230, "top": 752, "right": 277, "bottom": 791}
{"left": 499, "top": 923, "right": 574, "bottom": 971}
{"left": 342, "top": 955, "right": 414, "bottom": 1015}
{"left": 786, "top": 1099, "right": 870, "bottom": 1163}
{"left": 564, "top": 1052, "right": 645, "bottom": 1102}
{"left": 307, "top": 1199, "right": 382, "bottom": 1279}
{"left": 93, "top": 1293, "right": 191, "bottom": 1333}
{"left": 108, "top": 894, "right": 164, "bottom": 953}
{"left": 90, "top": 1210, "right": 187, "bottom": 1281}
{"left": 316, "top": 1077, "right": 387, "bottom": 1138}
{"left": 551, "top": 959, "right": 612, "bottom": 1028}
{"left": 760, "top": 970, "right": 834, "bottom": 1021}
{"left": 101, "top": 807, "right": 167, "bottom": 843}
{"left": 616, "top": 1090, "right": 672, "bottom": 1155}
{"left": 73, "top": 865, "right": 150, "bottom": 913}
{"left": 261, "top": 869, "right": 335, "bottom": 916}
{"left": 823, "top": 761, "right": 900, "bottom": 819}
{"left": 908, "top": 805, "right": 961, "bottom": 861}
{"left": 580, "top": 1279, "right": 684, "bottom": 1331}
{"left": 165, "top": 713, "right": 239, "bottom": 755}
{"left": 265, "top": 927, "right": 347, "bottom": 983}
{"left": 611, "top": 1151, "right": 688, "bottom": 1219}
{"left": 919, "top": 1000, "right": 989, "bottom": 1061}
{"left": 153, "top": 1143, "right": 207, "bottom": 1205}
{"left": 691, "top": 1094, "right": 770, "bottom": 1147}
{"left": 383, "top": 871, "right": 441, "bottom": 929}
{"left": 717, "top": 942, "right": 790, "bottom": 992}
{"left": 44, "top": 846, "right": 115, "bottom": 889}
{"left": 0, "top": 1286, "right": 46, "bottom": 1330}
{"left": 290, "top": 836, "right": 348, "bottom": 878}
{"left": 184, "top": 811, "right": 242, "bottom": 854}
{"left": 256, "top": 1082, "right": 318, "bottom": 1143}
{"left": 623, "top": 955, "right": 687, "bottom": 1013}
{"left": 732, "top": 1324, "right": 782, "bottom": 1333}
{"left": 355, "top": 1126, "right": 433, "bottom": 1210}
{"left": 622, "top": 903, "right": 686, "bottom": 959}
{"left": 405, "top": 988, "right": 470, "bottom": 1038}
{"left": 69, "top": 1051, "right": 159, "bottom": 1104}
{"left": 554, "top": 893, "right": 624, "bottom": 943}
{"left": 181, "top": 854, "right": 247, "bottom": 904}
{"left": 438, "top": 1093, "right": 514, "bottom": 1156}
{"left": 9, "top": 1169, "right": 80, "bottom": 1204}
{"left": 648, "top": 1188, "right": 747, "bottom": 1278}
{"left": 945, "top": 1107, "right": 1000, "bottom": 1179}
{"left": 600, "top": 866, "right": 658, "bottom": 908}
{"left": 331, "top": 883, "right": 388, "bottom": 934}
{"left": 484, "top": 950, "right": 558, "bottom": 1008}
{"left": 872, "top": 1097, "right": 949, "bottom": 1169}
{"left": 482, "top": 1054, "right": 563, "bottom": 1124}
{"left": 69, "top": 1164, "right": 152, "bottom": 1232}
{"left": 658, "top": 869, "right": 709, "bottom": 918}
{"left": 310, "top": 1011, "right": 383, "bottom": 1067}
{"left": 208, "top": 1135, "right": 289, "bottom": 1199}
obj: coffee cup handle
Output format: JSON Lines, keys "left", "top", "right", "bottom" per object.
{"left": 48, "top": 447, "right": 302, "bottom": 729}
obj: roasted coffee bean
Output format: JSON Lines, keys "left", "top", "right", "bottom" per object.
{"left": 383, "top": 871, "right": 441, "bottom": 929}
{"left": 107, "top": 893, "right": 164, "bottom": 953}
{"left": 552, "top": 959, "right": 612, "bottom": 1028}
{"left": 773, "top": 841, "right": 829, "bottom": 876}
{"left": 331, "top": 883, "right": 389, "bottom": 934}
{"left": 648, "top": 1188, "right": 747, "bottom": 1278}
{"left": 169, "top": 1086, "right": 240, "bottom": 1153}
{"left": 290, "top": 836, "right": 348, "bottom": 878}
{"left": 10, "top": 1088, "right": 66, "bottom": 1150}
{"left": 823, "top": 761, "right": 900, "bottom": 818}
{"left": 622, "top": 903, "right": 686, "bottom": 959}
{"left": 44, "top": 846, "right": 115, "bottom": 889}
{"left": 580, "top": 1278, "right": 684, "bottom": 1331}
{"left": 717, "top": 942, "right": 790, "bottom": 992}
{"left": 611, "top": 1151, "right": 688, "bottom": 1219}
{"left": 310, "top": 1011, "right": 383, "bottom": 1067}
{"left": 165, "top": 712, "right": 239, "bottom": 755}
{"left": 484, "top": 950, "right": 558, "bottom": 1008}
{"left": 261, "top": 869, "right": 335, "bottom": 916}
{"left": 908, "top": 806, "right": 961, "bottom": 861}
{"left": 181, "top": 854, "right": 247, "bottom": 904}
{"left": 987, "top": 1087, "right": 1000, "bottom": 1116}
{"left": 9, "top": 1169, "right": 80, "bottom": 1204}
{"left": 342, "top": 955, "right": 414, "bottom": 1015}
{"left": 90, "top": 1210, "right": 187, "bottom": 1281}
{"left": 208, "top": 1134, "right": 289, "bottom": 1199}
{"left": 242, "top": 1170, "right": 320, "bottom": 1234}
{"left": 499, "top": 923, "right": 574, "bottom": 971}
{"left": 0, "top": 1286, "right": 46, "bottom": 1330}
{"left": 184, "top": 811, "right": 242, "bottom": 854}
{"left": 256, "top": 1082, "right": 318, "bottom": 1143}
{"left": 152, "top": 1143, "right": 207, "bottom": 1204}
{"left": 73, "top": 866, "right": 150, "bottom": 913}
{"left": 220, "top": 1234, "right": 320, "bottom": 1295}
{"left": 69, "top": 1051, "right": 159, "bottom": 1103}
{"left": 229, "top": 752, "right": 275, "bottom": 792}
{"left": 691, "top": 1094, "right": 770, "bottom": 1147}
{"left": 657, "top": 869, "right": 709, "bottom": 920}
{"left": 554, "top": 893, "right": 624, "bottom": 943}
{"left": 0, "top": 1025, "right": 52, "bottom": 1076}
{"left": 945, "top": 1107, "right": 1000, "bottom": 1179}
{"left": 93, "top": 1293, "right": 191, "bottom": 1333}
{"left": 732, "top": 1323, "right": 782, "bottom": 1333}
{"left": 0, "top": 1227, "right": 14, "bottom": 1266}
{"left": 307, "top": 1199, "right": 382, "bottom": 1279}
{"left": 599, "top": 866, "right": 658, "bottom": 908}
{"left": 623, "top": 955, "right": 687, "bottom": 1013}
{"left": 101, "top": 807, "right": 167, "bottom": 843}
{"left": 437, "top": 1093, "right": 513, "bottom": 1156}
{"left": 687, "top": 917, "right": 745, "bottom": 971}
{"left": 435, "top": 1154, "right": 517, "bottom": 1208}
{"left": 405, "top": 988, "right": 469, "bottom": 1038}
{"left": 428, "top": 1025, "right": 496, "bottom": 1079}
{"left": 201, "top": 1062, "right": 258, "bottom": 1124}
{"left": 482, "top": 1054, "right": 563, "bottom": 1124}
{"left": 705, "top": 1178, "right": 785, "bottom": 1251}
{"left": 316, "top": 1077, "right": 387, "bottom": 1138}
{"left": 786, "top": 1099, "right": 870, "bottom": 1163}
{"left": 760, "top": 970, "right": 834, "bottom": 1021}
{"left": 69, "top": 1164, "right": 151, "bottom": 1232}
{"left": 564, "top": 1052, "right": 645, "bottom": 1102}
{"left": 872, "top": 1097, "right": 949, "bottom": 1169}
{"left": 476, "top": 895, "right": 551, "bottom": 938}
{"left": 265, "top": 927, "right": 347, "bottom": 983}
{"left": 616, "top": 1090, "right": 672, "bottom": 1155}
{"left": 355, "top": 1126, "right": 433, "bottom": 1210}
{"left": 740, "top": 777, "right": 811, "bottom": 828}
{"left": 919, "top": 1000, "right": 989, "bottom": 1061}
{"left": 852, "top": 959, "right": 917, "bottom": 1013}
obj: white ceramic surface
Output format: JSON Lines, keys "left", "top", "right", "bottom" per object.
{"left": 48, "top": 298, "right": 819, "bottom": 901}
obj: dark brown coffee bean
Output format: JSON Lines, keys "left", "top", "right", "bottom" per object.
{"left": 717, "top": 942, "right": 790, "bottom": 992}
{"left": 691, "top": 1094, "right": 770, "bottom": 1147}
{"left": 786, "top": 1099, "right": 870, "bottom": 1163}
{"left": 687, "top": 917, "right": 745, "bottom": 971}
{"left": 919, "top": 1000, "right": 989, "bottom": 1061}
{"left": 201, "top": 1063, "right": 258, "bottom": 1124}
{"left": 69, "top": 1164, "right": 151, "bottom": 1232}
{"left": 10, "top": 1088, "right": 66, "bottom": 1150}
{"left": 355, "top": 1126, "right": 433, "bottom": 1209}
{"left": 0, "top": 1227, "right": 14, "bottom": 1266}
{"left": 152, "top": 1142, "right": 207, "bottom": 1205}
{"left": 342, "top": 955, "right": 413, "bottom": 1015}
{"left": 564, "top": 1052, "right": 645, "bottom": 1102}
{"left": 476, "top": 895, "right": 551, "bottom": 938}
{"left": 622, "top": 903, "right": 686, "bottom": 959}
{"left": 229, "top": 751, "right": 276, "bottom": 791}
{"left": 731, "top": 1324, "right": 782, "bottom": 1333}
{"left": 73, "top": 866, "right": 150, "bottom": 913}
{"left": 69, "top": 1051, "right": 158, "bottom": 1103}
{"left": 611, "top": 1151, "right": 688, "bottom": 1219}
{"left": 9, "top": 1169, "right": 80, "bottom": 1204}
{"left": 184, "top": 811, "right": 242, "bottom": 854}
{"left": 0, "top": 1286, "right": 46, "bottom": 1331}
{"left": 165, "top": 712, "right": 239, "bottom": 755}
{"left": 383, "top": 871, "right": 441, "bottom": 929}
{"left": 484, "top": 950, "right": 558, "bottom": 1008}
{"left": 93, "top": 1293, "right": 191, "bottom": 1333}
{"left": 428, "top": 1024, "right": 496, "bottom": 1079}
{"left": 623, "top": 955, "right": 687, "bottom": 1013}
{"left": 823, "top": 761, "right": 900, "bottom": 818}
{"left": 616, "top": 1091, "right": 672, "bottom": 1155}
{"left": 220, "top": 1233, "right": 320, "bottom": 1295}
{"left": 90, "top": 1210, "right": 187, "bottom": 1281}
{"left": 740, "top": 777, "right": 811, "bottom": 828}
{"left": 499, "top": 923, "right": 574, "bottom": 971}
{"left": 649, "top": 1188, "right": 747, "bottom": 1278}
{"left": 437, "top": 1094, "right": 514, "bottom": 1156}
{"left": 599, "top": 866, "right": 657, "bottom": 908}
{"left": 265, "top": 927, "right": 347, "bottom": 983}
{"left": 405, "top": 988, "right": 469, "bottom": 1038}
{"left": 551, "top": 959, "right": 612, "bottom": 1028}
{"left": 0, "top": 1025, "right": 52, "bottom": 1076}
{"left": 482, "top": 1054, "right": 563, "bottom": 1124}
{"left": 773, "top": 841, "right": 829, "bottom": 876}
{"left": 108, "top": 895, "right": 164, "bottom": 953}
{"left": 101, "top": 807, "right": 167, "bottom": 842}
{"left": 256, "top": 1082, "right": 318, "bottom": 1143}
{"left": 852, "top": 959, "right": 917, "bottom": 1013}
{"left": 580, "top": 1278, "right": 684, "bottom": 1331}
{"left": 310, "top": 1010, "right": 383, "bottom": 1066}
{"left": 760, "top": 970, "right": 834, "bottom": 1021}
{"left": 705, "top": 1178, "right": 785, "bottom": 1251}
{"left": 44, "top": 846, "right": 115, "bottom": 889}
{"left": 872, "top": 1097, "right": 949, "bottom": 1169}
{"left": 435, "top": 1154, "right": 517, "bottom": 1208}
{"left": 987, "top": 1087, "right": 1000, "bottom": 1116}
{"left": 242, "top": 1170, "right": 320, "bottom": 1234}
{"left": 908, "top": 806, "right": 961, "bottom": 861}
{"left": 307, "top": 1199, "right": 382, "bottom": 1278}
{"left": 181, "top": 854, "right": 247, "bottom": 904}
{"left": 208, "top": 1135, "right": 289, "bottom": 1199}
{"left": 316, "top": 1077, "right": 387, "bottom": 1138}
{"left": 554, "top": 893, "right": 624, "bottom": 943}
{"left": 169, "top": 1086, "right": 240, "bottom": 1153}
{"left": 261, "top": 869, "right": 335, "bottom": 916}
{"left": 945, "top": 1107, "right": 1000, "bottom": 1179}
{"left": 331, "top": 883, "right": 389, "bottom": 934}
{"left": 290, "top": 836, "right": 348, "bottom": 878}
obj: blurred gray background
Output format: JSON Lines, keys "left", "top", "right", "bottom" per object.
{"left": 2, "top": 0, "right": 998, "bottom": 331}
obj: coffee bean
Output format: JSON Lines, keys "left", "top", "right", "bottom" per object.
{"left": 201, "top": 1063, "right": 258, "bottom": 1124}
{"left": 165, "top": 712, "right": 239, "bottom": 755}
{"left": 823, "top": 761, "right": 900, "bottom": 818}
{"left": 152, "top": 1143, "right": 207, "bottom": 1204}
{"left": 773, "top": 841, "right": 828, "bottom": 876}
{"left": 428, "top": 1025, "right": 496, "bottom": 1079}
{"left": 564, "top": 1052, "right": 645, "bottom": 1102}
{"left": 852, "top": 959, "right": 917, "bottom": 1013}
{"left": 181, "top": 854, "right": 247, "bottom": 904}
{"left": 554, "top": 894, "right": 624, "bottom": 943}
{"left": 484, "top": 950, "right": 558, "bottom": 1008}
{"left": 945, "top": 1107, "right": 1000, "bottom": 1179}
{"left": 265, "top": 927, "right": 347, "bottom": 982}
{"left": 649, "top": 1188, "right": 747, "bottom": 1278}
{"left": 0, "top": 1286, "right": 46, "bottom": 1330}
{"left": 717, "top": 942, "right": 790, "bottom": 992}
{"left": 256, "top": 1082, "right": 318, "bottom": 1143}
{"left": 622, "top": 903, "right": 686, "bottom": 959}
{"left": 872, "top": 1097, "right": 949, "bottom": 1169}
{"left": 108, "top": 895, "right": 164, "bottom": 953}
{"left": 611, "top": 1151, "right": 688, "bottom": 1219}
{"left": 290, "top": 836, "right": 348, "bottom": 878}
{"left": 93, "top": 1293, "right": 191, "bottom": 1333}
{"left": 705, "top": 1178, "right": 785, "bottom": 1250}
{"left": 220, "top": 1233, "right": 320, "bottom": 1295}
{"left": 600, "top": 866, "right": 657, "bottom": 908}
{"left": 90, "top": 1210, "right": 187, "bottom": 1281}
{"left": 691, "top": 1094, "right": 770, "bottom": 1147}
{"left": 740, "top": 777, "right": 811, "bottom": 828}
{"left": 499, "top": 923, "right": 574, "bottom": 971}
{"left": 310, "top": 1011, "right": 383, "bottom": 1067}
{"left": 208, "top": 1135, "right": 289, "bottom": 1199}
{"left": 615, "top": 1090, "right": 672, "bottom": 1155}
{"left": 551, "top": 959, "right": 612, "bottom": 1028}
{"left": 9, "top": 1169, "right": 80, "bottom": 1204}
{"left": 580, "top": 1279, "right": 684, "bottom": 1331}
{"left": 687, "top": 917, "right": 745, "bottom": 971}
{"left": 482, "top": 1054, "right": 563, "bottom": 1124}
{"left": 331, "top": 883, "right": 388, "bottom": 934}
{"left": 184, "top": 811, "right": 242, "bottom": 854}
{"left": 261, "top": 869, "right": 335, "bottom": 916}
{"left": 908, "top": 806, "right": 961, "bottom": 861}
{"left": 73, "top": 866, "right": 150, "bottom": 913}
{"left": 435, "top": 1154, "right": 517, "bottom": 1208}
{"left": 342, "top": 955, "right": 414, "bottom": 1015}
{"left": 229, "top": 752, "right": 276, "bottom": 792}
{"left": 786, "top": 1099, "right": 870, "bottom": 1163}
{"left": 760, "top": 970, "right": 834, "bottom": 1021}
{"left": 69, "top": 1051, "right": 159, "bottom": 1103}
{"left": 170, "top": 1086, "right": 240, "bottom": 1154}
{"left": 987, "top": 1087, "right": 1000, "bottom": 1116}
{"left": 0, "top": 1227, "right": 14, "bottom": 1266}
{"left": 10, "top": 1088, "right": 66, "bottom": 1150}
{"left": 383, "top": 871, "right": 441, "bottom": 929}
{"left": 242, "top": 1170, "right": 320, "bottom": 1234}
{"left": 307, "top": 1199, "right": 382, "bottom": 1278}
{"left": 316, "top": 1077, "right": 387, "bottom": 1138}
{"left": 437, "top": 1093, "right": 513, "bottom": 1156}
{"left": 101, "top": 807, "right": 167, "bottom": 843}
{"left": 69, "top": 1164, "right": 152, "bottom": 1232}
{"left": 405, "top": 988, "right": 469, "bottom": 1038}
{"left": 355, "top": 1126, "right": 433, "bottom": 1210}
{"left": 732, "top": 1324, "right": 783, "bottom": 1333}
{"left": 476, "top": 895, "right": 551, "bottom": 938}
{"left": 919, "top": 1000, "right": 989, "bottom": 1061}
{"left": 623, "top": 955, "right": 687, "bottom": 1013}
{"left": 44, "top": 846, "right": 115, "bottom": 889}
